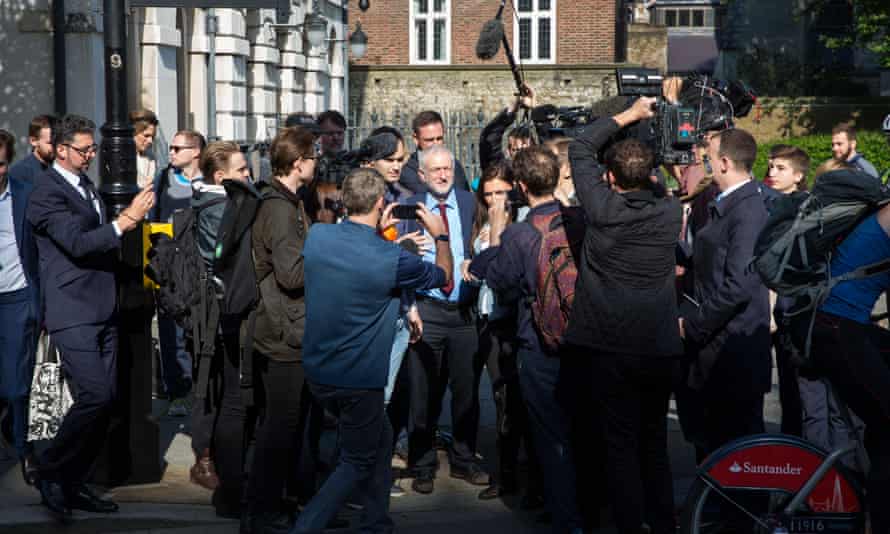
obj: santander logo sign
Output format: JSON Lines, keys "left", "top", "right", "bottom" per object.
{"left": 729, "top": 461, "right": 803, "bottom": 476}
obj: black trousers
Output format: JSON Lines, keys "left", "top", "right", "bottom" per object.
{"left": 479, "top": 317, "right": 541, "bottom": 490}
{"left": 408, "top": 299, "right": 480, "bottom": 475}
{"left": 40, "top": 322, "right": 117, "bottom": 485}
{"left": 591, "top": 352, "right": 676, "bottom": 534}
{"left": 246, "top": 354, "right": 310, "bottom": 515}
{"left": 774, "top": 325, "right": 803, "bottom": 437}
{"left": 190, "top": 326, "right": 248, "bottom": 511}
{"left": 811, "top": 312, "right": 890, "bottom": 534}
{"left": 701, "top": 379, "right": 765, "bottom": 457}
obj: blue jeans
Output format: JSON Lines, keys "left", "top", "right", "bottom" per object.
{"left": 157, "top": 312, "right": 192, "bottom": 398}
{"left": 384, "top": 317, "right": 410, "bottom": 405}
{"left": 291, "top": 383, "right": 393, "bottom": 534}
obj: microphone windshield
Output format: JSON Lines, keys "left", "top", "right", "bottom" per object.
{"left": 475, "top": 19, "right": 504, "bottom": 60}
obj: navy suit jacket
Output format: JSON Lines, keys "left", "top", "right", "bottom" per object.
{"left": 8, "top": 153, "right": 49, "bottom": 184}
{"left": 27, "top": 168, "right": 120, "bottom": 332}
{"left": 401, "top": 188, "right": 477, "bottom": 305}
{"left": 8, "top": 177, "right": 40, "bottom": 322}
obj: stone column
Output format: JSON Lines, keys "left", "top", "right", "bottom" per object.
{"left": 278, "top": 3, "right": 308, "bottom": 120}
{"left": 64, "top": 0, "right": 106, "bottom": 183}
{"left": 139, "top": 7, "right": 181, "bottom": 165}
{"left": 213, "top": 9, "right": 250, "bottom": 142}
{"left": 247, "top": 9, "right": 280, "bottom": 142}
{"left": 186, "top": 8, "right": 211, "bottom": 137}
{"left": 302, "top": 2, "right": 330, "bottom": 115}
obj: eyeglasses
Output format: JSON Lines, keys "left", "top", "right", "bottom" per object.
{"left": 64, "top": 143, "right": 98, "bottom": 158}
{"left": 170, "top": 145, "right": 196, "bottom": 153}
{"left": 483, "top": 190, "right": 512, "bottom": 198}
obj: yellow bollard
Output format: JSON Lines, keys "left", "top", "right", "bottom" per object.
{"left": 143, "top": 222, "right": 173, "bottom": 289}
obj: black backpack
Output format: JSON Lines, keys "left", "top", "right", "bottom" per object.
{"left": 753, "top": 169, "right": 890, "bottom": 358}
{"left": 145, "top": 197, "right": 225, "bottom": 336}
{"left": 754, "top": 169, "right": 890, "bottom": 306}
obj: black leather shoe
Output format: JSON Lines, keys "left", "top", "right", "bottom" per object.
{"left": 450, "top": 464, "right": 490, "bottom": 486}
{"left": 65, "top": 484, "right": 119, "bottom": 513}
{"left": 21, "top": 454, "right": 39, "bottom": 486}
{"left": 477, "top": 484, "right": 500, "bottom": 500}
{"left": 411, "top": 473, "right": 434, "bottom": 494}
{"left": 38, "top": 479, "right": 72, "bottom": 522}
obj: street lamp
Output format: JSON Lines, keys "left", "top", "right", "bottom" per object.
{"left": 349, "top": 21, "right": 368, "bottom": 59}
{"left": 304, "top": 11, "right": 328, "bottom": 48}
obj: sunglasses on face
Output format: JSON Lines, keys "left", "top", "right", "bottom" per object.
{"left": 170, "top": 145, "right": 196, "bottom": 153}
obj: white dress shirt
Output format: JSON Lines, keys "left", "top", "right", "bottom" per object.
{"left": 53, "top": 162, "right": 122, "bottom": 236}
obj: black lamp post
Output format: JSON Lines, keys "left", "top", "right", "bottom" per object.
{"left": 93, "top": 0, "right": 161, "bottom": 486}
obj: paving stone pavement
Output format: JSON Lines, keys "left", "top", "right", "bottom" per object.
{"left": 0, "top": 366, "right": 782, "bottom": 533}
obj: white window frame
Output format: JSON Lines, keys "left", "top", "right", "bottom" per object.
{"left": 513, "top": 0, "right": 556, "bottom": 65}
{"left": 409, "top": 0, "right": 451, "bottom": 65}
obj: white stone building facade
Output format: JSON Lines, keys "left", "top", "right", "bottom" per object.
{"left": 0, "top": 1, "right": 350, "bottom": 174}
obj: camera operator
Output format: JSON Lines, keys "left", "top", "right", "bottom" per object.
{"left": 479, "top": 83, "right": 536, "bottom": 171}
{"left": 314, "top": 110, "right": 352, "bottom": 187}
{"left": 563, "top": 96, "right": 683, "bottom": 534}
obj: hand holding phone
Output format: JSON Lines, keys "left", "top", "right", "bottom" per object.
{"left": 393, "top": 204, "right": 419, "bottom": 220}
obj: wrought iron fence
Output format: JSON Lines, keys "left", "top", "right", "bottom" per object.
{"left": 346, "top": 109, "right": 495, "bottom": 184}
{"left": 241, "top": 110, "right": 497, "bottom": 184}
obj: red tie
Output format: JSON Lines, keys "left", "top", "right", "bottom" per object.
{"left": 438, "top": 202, "right": 454, "bottom": 297}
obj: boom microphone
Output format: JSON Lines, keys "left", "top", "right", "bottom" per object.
{"left": 475, "top": 18, "right": 504, "bottom": 60}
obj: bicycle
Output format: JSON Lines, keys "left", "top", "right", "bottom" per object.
{"left": 679, "top": 378, "right": 869, "bottom": 534}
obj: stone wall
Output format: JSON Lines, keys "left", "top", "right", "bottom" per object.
{"left": 0, "top": 0, "right": 55, "bottom": 154}
{"left": 737, "top": 97, "right": 890, "bottom": 143}
{"left": 626, "top": 23, "right": 667, "bottom": 72}
{"left": 349, "top": 64, "right": 622, "bottom": 120}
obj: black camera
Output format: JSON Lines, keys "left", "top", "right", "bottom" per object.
{"left": 315, "top": 151, "right": 354, "bottom": 186}
{"left": 616, "top": 68, "right": 756, "bottom": 165}
{"left": 323, "top": 197, "right": 345, "bottom": 215}
{"left": 531, "top": 68, "right": 756, "bottom": 165}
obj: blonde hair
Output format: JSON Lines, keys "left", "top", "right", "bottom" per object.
{"left": 200, "top": 141, "right": 241, "bottom": 181}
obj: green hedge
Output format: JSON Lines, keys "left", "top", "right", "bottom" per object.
{"left": 752, "top": 131, "right": 890, "bottom": 184}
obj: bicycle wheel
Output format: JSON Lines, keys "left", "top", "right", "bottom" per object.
{"left": 679, "top": 434, "right": 865, "bottom": 534}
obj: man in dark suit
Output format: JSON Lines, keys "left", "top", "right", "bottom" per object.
{"left": 27, "top": 114, "right": 155, "bottom": 521}
{"left": 679, "top": 128, "right": 771, "bottom": 456}
{"left": 8, "top": 115, "right": 57, "bottom": 184}
{"left": 400, "top": 144, "right": 487, "bottom": 494}
{"left": 399, "top": 111, "right": 469, "bottom": 193}
{"left": 0, "top": 130, "right": 40, "bottom": 485}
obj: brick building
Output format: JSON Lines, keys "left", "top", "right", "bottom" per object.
{"left": 348, "top": 0, "right": 631, "bottom": 120}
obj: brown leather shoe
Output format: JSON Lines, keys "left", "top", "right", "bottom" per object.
{"left": 190, "top": 449, "right": 220, "bottom": 490}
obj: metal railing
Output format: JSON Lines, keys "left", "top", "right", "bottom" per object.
{"left": 346, "top": 109, "right": 494, "bottom": 183}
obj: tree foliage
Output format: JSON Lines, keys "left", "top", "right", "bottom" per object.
{"left": 802, "top": 0, "right": 890, "bottom": 68}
